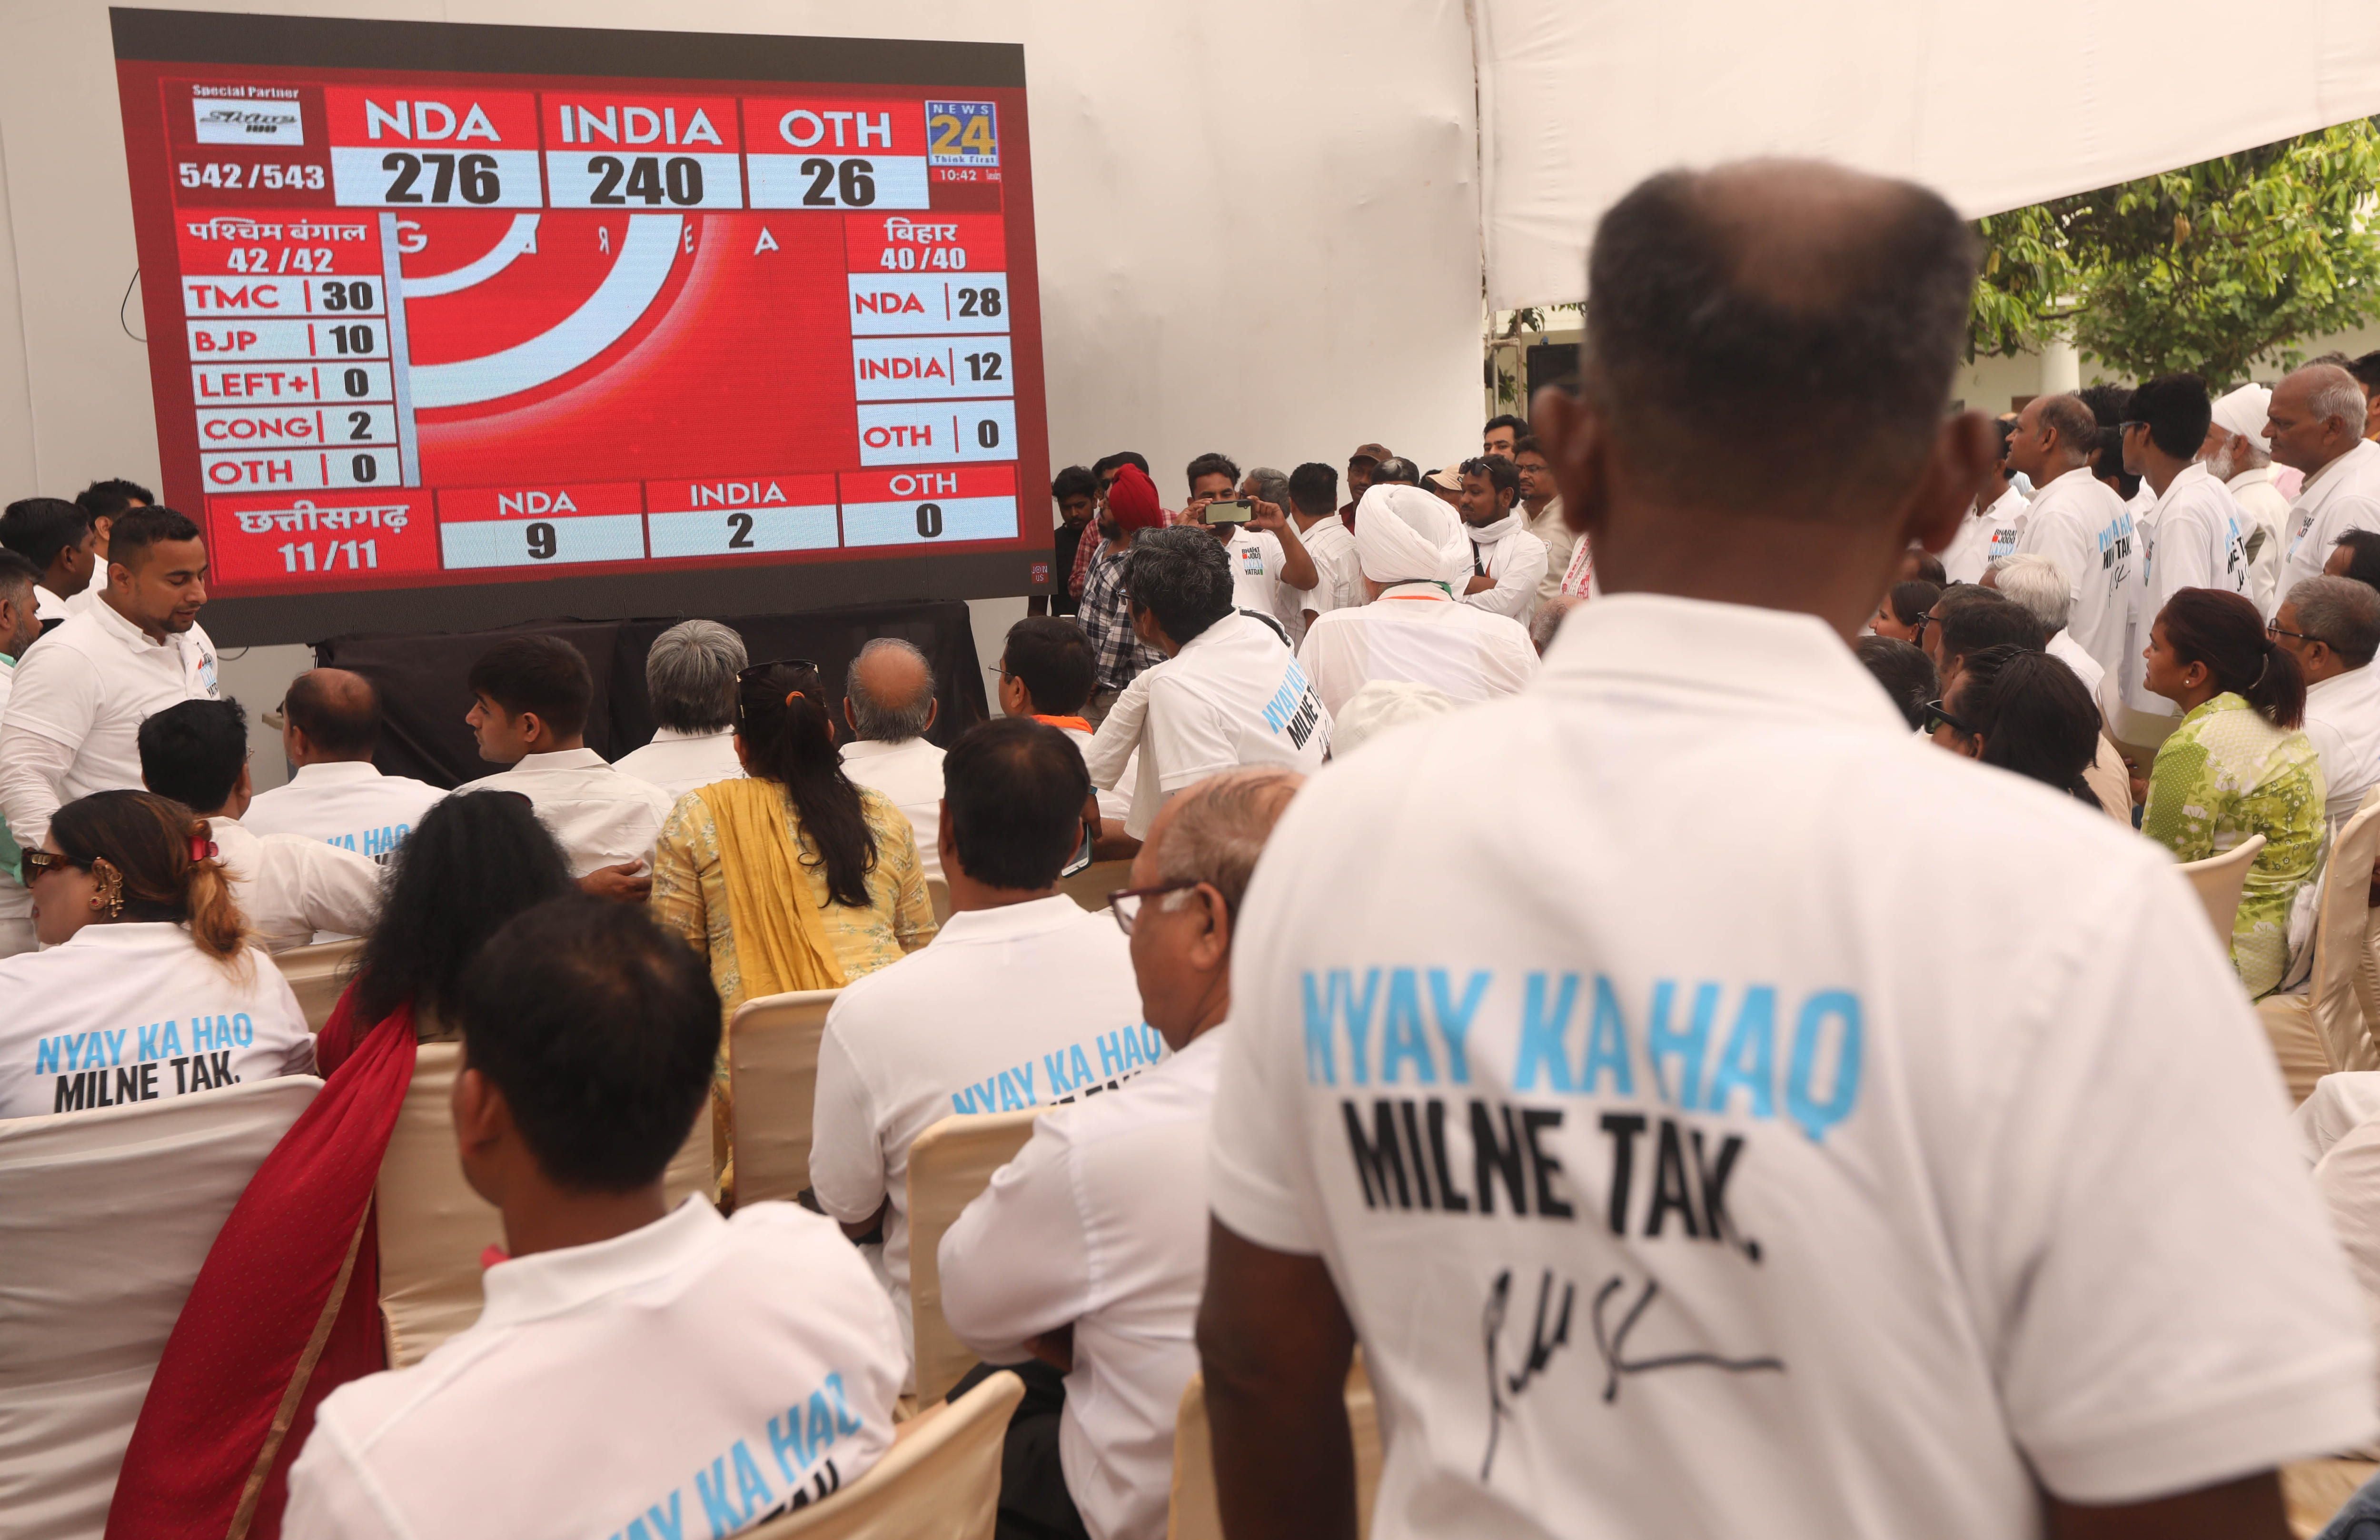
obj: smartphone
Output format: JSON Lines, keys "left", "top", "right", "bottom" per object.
{"left": 1207, "top": 498, "right": 1254, "bottom": 525}
{"left": 1060, "top": 822, "right": 1094, "bottom": 878}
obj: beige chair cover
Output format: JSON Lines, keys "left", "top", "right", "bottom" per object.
{"left": 1056, "top": 858, "right": 1137, "bottom": 914}
{"left": 742, "top": 1369, "right": 1022, "bottom": 1540}
{"left": 2176, "top": 832, "right": 2266, "bottom": 947}
{"left": 1166, "top": 1356, "right": 1382, "bottom": 1540}
{"left": 906, "top": 1110, "right": 1047, "bottom": 1405}
{"left": 927, "top": 878, "right": 954, "bottom": 927}
{"left": 727, "top": 988, "right": 843, "bottom": 1208}
{"left": 272, "top": 938, "right": 363, "bottom": 1033}
{"left": 2287, "top": 1457, "right": 2379, "bottom": 1538}
{"left": 2259, "top": 795, "right": 2380, "bottom": 1105}
{"left": 0, "top": 1076, "right": 320, "bottom": 1540}
{"left": 376, "top": 1042, "right": 716, "bottom": 1368}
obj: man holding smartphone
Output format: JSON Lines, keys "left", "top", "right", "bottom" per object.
{"left": 1179, "top": 453, "right": 1319, "bottom": 638}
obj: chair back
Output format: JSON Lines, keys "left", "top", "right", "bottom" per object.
{"left": 1057, "top": 858, "right": 1136, "bottom": 914}
{"left": 740, "top": 1369, "right": 1022, "bottom": 1540}
{"left": 2313, "top": 793, "right": 2380, "bottom": 1075}
{"left": 273, "top": 937, "right": 363, "bottom": 1032}
{"left": 0, "top": 1077, "right": 319, "bottom": 1540}
{"left": 905, "top": 1110, "right": 1047, "bottom": 1404}
{"left": 376, "top": 1042, "right": 714, "bottom": 1367}
{"left": 727, "top": 988, "right": 842, "bottom": 1207}
{"left": 2177, "top": 833, "right": 2266, "bottom": 943}
{"left": 1166, "top": 1356, "right": 1382, "bottom": 1540}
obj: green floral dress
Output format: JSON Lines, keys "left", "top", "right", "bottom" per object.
{"left": 2142, "top": 692, "right": 2326, "bottom": 997}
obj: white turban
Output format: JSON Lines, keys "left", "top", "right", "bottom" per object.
{"left": 2210, "top": 382, "right": 2272, "bottom": 454}
{"left": 1334, "top": 680, "right": 1458, "bottom": 756}
{"left": 1354, "top": 483, "right": 1472, "bottom": 586}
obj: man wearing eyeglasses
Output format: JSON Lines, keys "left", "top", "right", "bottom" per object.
{"left": 810, "top": 718, "right": 1155, "bottom": 1389}
{"left": 940, "top": 766, "right": 1302, "bottom": 1540}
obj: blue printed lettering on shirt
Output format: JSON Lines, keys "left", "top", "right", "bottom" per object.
{"left": 950, "top": 1024, "right": 1164, "bottom": 1113}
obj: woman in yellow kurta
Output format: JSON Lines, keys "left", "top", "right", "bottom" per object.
{"left": 649, "top": 658, "right": 936, "bottom": 1023}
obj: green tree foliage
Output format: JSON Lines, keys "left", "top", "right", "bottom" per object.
{"left": 1970, "top": 119, "right": 2380, "bottom": 383}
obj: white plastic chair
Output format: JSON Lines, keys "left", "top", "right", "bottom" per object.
{"left": 272, "top": 936, "right": 363, "bottom": 1032}
{"left": 0, "top": 1076, "right": 320, "bottom": 1539}
{"left": 2176, "top": 832, "right": 2266, "bottom": 944}
{"left": 1167, "top": 1356, "right": 1382, "bottom": 1540}
{"left": 906, "top": 1110, "right": 1047, "bottom": 1405}
{"left": 726, "top": 988, "right": 843, "bottom": 1208}
{"left": 2259, "top": 795, "right": 2380, "bottom": 1103}
{"left": 741, "top": 1368, "right": 1021, "bottom": 1540}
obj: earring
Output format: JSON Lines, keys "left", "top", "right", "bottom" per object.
{"left": 91, "top": 861, "right": 123, "bottom": 919}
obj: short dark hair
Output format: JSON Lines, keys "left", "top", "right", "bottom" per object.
{"left": 108, "top": 506, "right": 203, "bottom": 570}
{"left": 468, "top": 635, "right": 593, "bottom": 738}
{"left": 1885, "top": 578, "right": 1942, "bottom": 626}
{"left": 1091, "top": 451, "right": 1150, "bottom": 483}
{"left": 460, "top": 896, "right": 718, "bottom": 1192}
{"left": 1459, "top": 456, "right": 1520, "bottom": 503}
{"left": 1512, "top": 434, "right": 1543, "bottom": 458}
{"left": 1938, "top": 589, "right": 2046, "bottom": 669}
{"left": 2129, "top": 373, "right": 2212, "bottom": 461}
{"left": 1127, "top": 527, "right": 1235, "bottom": 645}
{"left": 1185, "top": 452, "right": 1241, "bottom": 492}
{"left": 1993, "top": 417, "right": 2016, "bottom": 461}
{"left": 1854, "top": 635, "right": 1936, "bottom": 729}
{"left": 942, "top": 718, "right": 1091, "bottom": 890}
{"left": 283, "top": 669, "right": 380, "bottom": 757}
{"left": 1483, "top": 413, "right": 1529, "bottom": 442}
{"left": 2348, "top": 351, "right": 2380, "bottom": 393}
{"left": 1051, "top": 464, "right": 1098, "bottom": 503}
{"left": 1288, "top": 463, "right": 1339, "bottom": 519}
{"left": 2334, "top": 529, "right": 2380, "bottom": 592}
{"left": 0, "top": 548, "right": 40, "bottom": 598}
{"left": 1583, "top": 164, "right": 1976, "bottom": 520}
{"left": 1002, "top": 616, "right": 1096, "bottom": 715}
{"left": 139, "top": 697, "right": 248, "bottom": 812}
{"left": 1903, "top": 550, "right": 1947, "bottom": 586}
{"left": 0, "top": 497, "right": 91, "bottom": 569}
{"left": 77, "top": 479, "right": 155, "bottom": 521}
{"left": 1950, "top": 645, "right": 2102, "bottom": 806}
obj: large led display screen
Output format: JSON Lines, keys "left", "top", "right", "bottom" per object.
{"left": 110, "top": 10, "right": 1050, "bottom": 644}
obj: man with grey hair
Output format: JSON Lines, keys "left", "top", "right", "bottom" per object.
{"left": 2272, "top": 363, "right": 2380, "bottom": 600}
{"left": 840, "top": 636, "right": 946, "bottom": 882}
{"left": 615, "top": 619, "right": 748, "bottom": 797}
{"left": 2272, "top": 575, "right": 2380, "bottom": 827}
{"left": 1985, "top": 554, "right": 2104, "bottom": 698}
{"left": 940, "top": 766, "right": 1302, "bottom": 1540}
{"left": 2009, "top": 390, "right": 2143, "bottom": 692}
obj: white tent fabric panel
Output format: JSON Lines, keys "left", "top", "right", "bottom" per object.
{"left": 1476, "top": 0, "right": 2380, "bottom": 310}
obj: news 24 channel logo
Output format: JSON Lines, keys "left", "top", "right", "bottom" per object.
{"left": 925, "top": 102, "right": 999, "bottom": 168}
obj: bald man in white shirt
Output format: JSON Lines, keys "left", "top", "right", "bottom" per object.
{"left": 1198, "top": 160, "right": 2373, "bottom": 1540}
{"left": 241, "top": 668, "right": 442, "bottom": 865}
{"left": 838, "top": 638, "right": 948, "bottom": 884}
{"left": 2010, "top": 392, "right": 2144, "bottom": 695}
{"left": 941, "top": 767, "right": 1301, "bottom": 1540}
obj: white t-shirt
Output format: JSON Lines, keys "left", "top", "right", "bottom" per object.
{"left": 284, "top": 1197, "right": 905, "bottom": 1540}
{"left": 207, "top": 815, "right": 384, "bottom": 951}
{"left": 2044, "top": 629, "right": 2105, "bottom": 700}
{"left": 1943, "top": 485, "right": 2028, "bottom": 586}
{"left": 2302, "top": 666, "right": 2380, "bottom": 828}
{"left": 1461, "top": 520, "right": 1548, "bottom": 624}
{"left": 1058, "top": 725, "right": 1132, "bottom": 835}
{"left": 1298, "top": 588, "right": 1540, "bottom": 718}
{"left": 839, "top": 737, "right": 946, "bottom": 884}
{"left": 810, "top": 895, "right": 1159, "bottom": 1364}
{"left": 1218, "top": 526, "right": 1312, "bottom": 644}
{"left": 1209, "top": 592, "right": 2375, "bottom": 1539}
{"left": 2109, "top": 463, "right": 2251, "bottom": 740}
{"left": 455, "top": 746, "right": 675, "bottom": 878}
{"left": 614, "top": 726, "right": 747, "bottom": 800}
{"left": 242, "top": 760, "right": 446, "bottom": 865}
{"left": 1297, "top": 518, "right": 1365, "bottom": 634}
{"left": 32, "top": 584, "right": 69, "bottom": 623}
{"left": 2227, "top": 466, "right": 2292, "bottom": 617}
{"left": 0, "top": 921, "right": 314, "bottom": 1119}
{"left": 2283, "top": 439, "right": 2380, "bottom": 601}
{"left": 1081, "top": 613, "right": 1330, "bottom": 841}
{"left": 2014, "top": 466, "right": 2143, "bottom": 690}
{"left": 0, "top": 597, "right": 219, "bottom": 850}
{"left": 0, "top": 653, "right": 25, "bottom": 931}
{"left": 941, "top": 1028, "right": 1221, "bottom": 1540}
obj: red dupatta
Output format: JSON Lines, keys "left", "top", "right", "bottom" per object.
{"left": 105, "top": 986, "right": 419, "bottom": 1540}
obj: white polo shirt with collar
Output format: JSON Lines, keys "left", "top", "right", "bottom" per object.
{"left": 941, "top": 1027, "right": 1223, "bottom": 1540}
{"left": 33, "top": 584, "right": 69, "bottom": 623}
{"left": 242, "top": 760, "right": 446, "bottom": 865}
{"left": 1942, "top": 484, "right": 2029, "bottom": 586}
{"left": 1210, "top": 592, "right": 2375, "bottom": 1540}
{"left": 284, "top": 1197, "right": 906, "bottom": 1540}
{"left": 615, "top": 726, "right": 746, "bottom": 799}
{"left": 0, "top": 922, "right": 313, "bottom": 1119}
{"left": 1295, "top": 517, "right": 1365, "bottom": 637}
{"left": 1222, "top": 527, "right": 1311, "bottom": 643}
{"left": 1082, "top": 612, "right": 1330, "bottom": 841}
{"left": 809, "top": 894, "right": 1158, "bottom": 1365}
{"left": 2301, "top": 665, "right": 2380, "bottom": 828}
{"left": 1297, "top": 586, "right": 1540, "bottom": 718}
{"left": 0, "top": 596, "right": 219, "bottom": 850}
{"left": 838, "top": 735, "right": 945, "bottom": 884}
{"left": 207, "top": 815, "right": 384, "bottom": 952}
{"left": 1056, "top": 725, "right": 1132, "bottom": 835}
{"left": 2014, "top": 465, "right": 2143, "bottom": 689}
{"left": 455, "top": 746, "right": 676, "bottom": 878}
{"left": 2283, "top": 438, "right": 2380, "bottom": 601}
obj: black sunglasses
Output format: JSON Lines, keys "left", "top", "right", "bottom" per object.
{"left": 1921, "top": 698, "right": 1974, "bottom": 736}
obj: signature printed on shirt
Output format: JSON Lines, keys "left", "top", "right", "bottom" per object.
{"left": 1478, "top": 1264, "right": 1786, "bottom": 1481}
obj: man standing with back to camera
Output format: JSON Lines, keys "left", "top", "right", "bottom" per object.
{"left": 1196, "top": 160, "right": 2374, "bottom": 1540}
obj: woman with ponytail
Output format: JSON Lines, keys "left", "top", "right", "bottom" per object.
{"left": 2141, "top": 586, "right": 2326, "bottom": 995}
{"left": 650, "top": 658, "right": 935, "bottom": 1022}
{"left": 0, "top": 788, "right": 313, "bottom": 1117}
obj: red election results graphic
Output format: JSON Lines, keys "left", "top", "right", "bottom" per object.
{"left": 111, "top": 13, "right": 1045, "bottom": 636}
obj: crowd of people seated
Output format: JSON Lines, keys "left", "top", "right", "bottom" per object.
{"left": 21, "top": 154, "right": 2380, "bottom": 1540}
